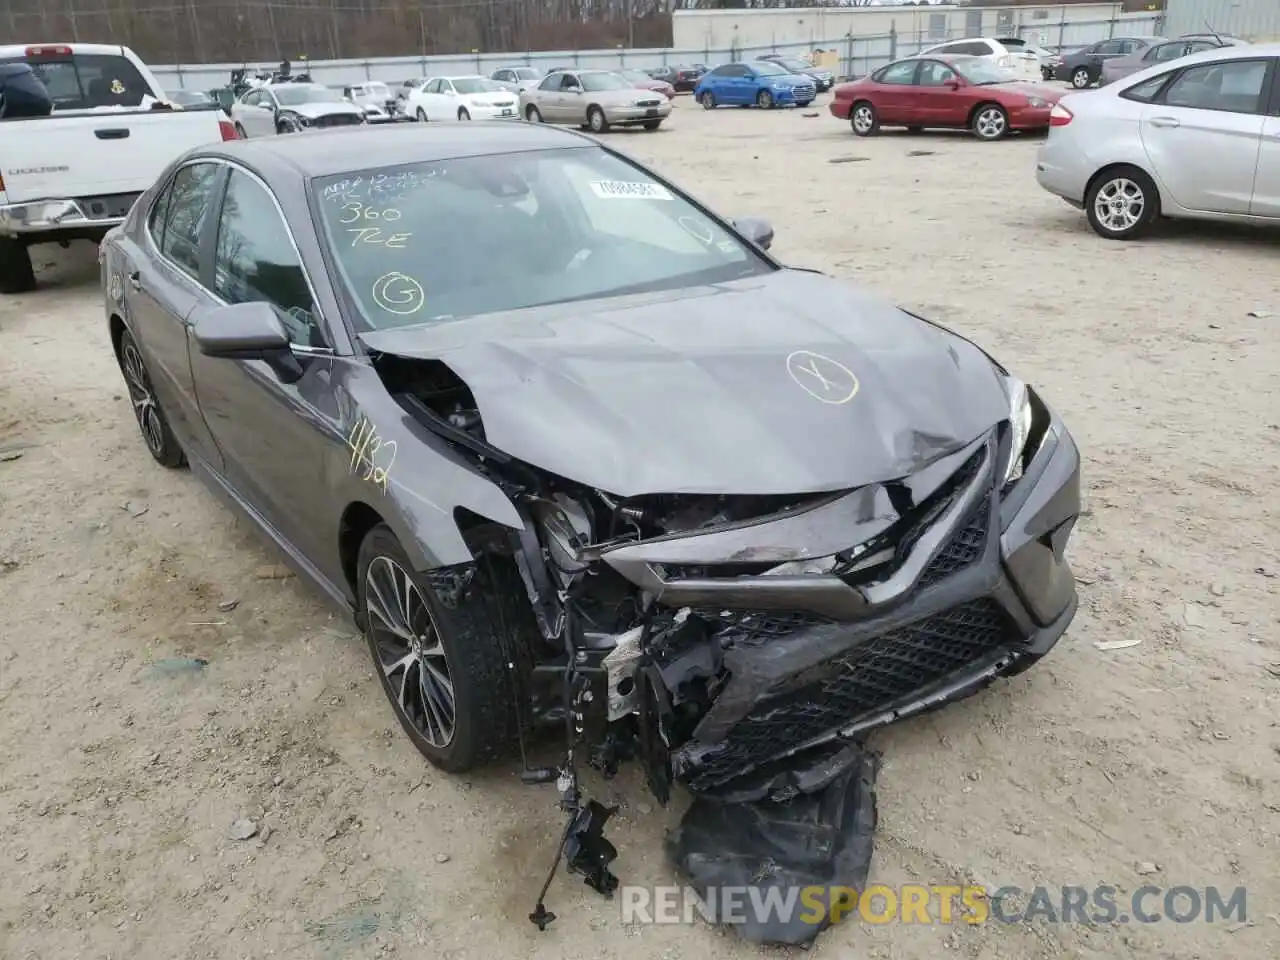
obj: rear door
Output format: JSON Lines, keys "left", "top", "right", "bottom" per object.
{"left": 1140, "top": 57, "right": 1271, "bottom": 214}
{"left": 1249, "top": 62, "right": 1280, "bottom": 216}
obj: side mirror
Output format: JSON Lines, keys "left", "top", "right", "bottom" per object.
{"left": 733, "top": 216, "right": 775, "bottom": 251}
{"left": 192, "top": 301, "right": 303, "bottom": 382}
{"left": 946, "top": 79, "right": 963, "bottom": 90}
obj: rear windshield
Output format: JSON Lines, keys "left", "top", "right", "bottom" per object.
{"left": 0, "top": 52, "right": 151, "bottom": 109}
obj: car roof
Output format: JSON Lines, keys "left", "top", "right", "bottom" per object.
{"left": 205, "top": 122, "right": 596, "bottom": 179}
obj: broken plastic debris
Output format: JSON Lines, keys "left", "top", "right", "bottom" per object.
{"left": 1094, "top": 638, "right": 1142, "bottom": 652}
{"left": 147, "top": 657, "right": 209, "bottom": 677}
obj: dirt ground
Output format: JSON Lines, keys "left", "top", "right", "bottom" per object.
{"left": 1, "top": 96, "right": 1278, "bottom": 960}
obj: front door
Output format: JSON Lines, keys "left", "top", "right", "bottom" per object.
{"left": 187, "top": 166, "right": 344, "bottom": 564}
{"left": 912, "top": 59, "right": 969, "bottom": 127}
{"left": 1140, "top": 58, "right": 1270, "bottom": 215}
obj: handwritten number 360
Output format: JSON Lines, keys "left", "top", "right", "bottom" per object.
{"left": 339, "top": 202, "right": 402, "bottom": 224}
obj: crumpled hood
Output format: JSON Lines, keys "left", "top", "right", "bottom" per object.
{"left": 288, "top": 101, "right": 362, "bottom": 119}
{"left": 360, "top": 270, "right": 1012, "bottom": 496}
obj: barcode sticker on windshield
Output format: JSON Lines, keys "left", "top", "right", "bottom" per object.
{"left": 589, "top": 180, "right": 672, "bottom": 201}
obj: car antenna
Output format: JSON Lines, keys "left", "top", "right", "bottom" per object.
{"left": 1203, "top": 20, "right": 1224, "bottom": 44}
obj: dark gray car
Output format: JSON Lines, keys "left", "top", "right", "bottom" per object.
{"left": 1049, "top": 36, "right": 1156, "bottom": 88}
{"left": 100, "top": 123, "right": 1080, "bottom": 804}
{"left": 1099, "top": 35, "right": 1241, "bottom": 85}
{"left": 757, "top": 53, "right": 836, "bottom": 91}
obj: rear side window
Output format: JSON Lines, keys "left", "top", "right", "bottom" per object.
{"left": 1121, "top": 74, "right": 1170, "bottom": 103}
{"left": 160, "top": 162, "right": 220, "bottom": 279}
{"left": 0, "top": 52, "right": 150, "bottom": 109}
{"left": 876, "top": 60, "right": 918, "bottom": 85}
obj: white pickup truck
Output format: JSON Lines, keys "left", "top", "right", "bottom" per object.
{"left": 0, "top": 43, "right": 238, "bottom": 293}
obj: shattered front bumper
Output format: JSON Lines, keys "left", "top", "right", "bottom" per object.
{"left": 600, "top": 413, "right": 1080, "bottom": 795}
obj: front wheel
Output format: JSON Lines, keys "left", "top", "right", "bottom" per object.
{"left": 699, "top": 90, "right": 716, "bottom": 110}
{"left": 457, "top": 107, "right": 470, "bottom": 121}
{"left": 850, "top": 100, "right": 878, "bottom": 136}
{"left": 358, "top": 525, "right": 534, "bottom": 772}
{"left": 1071, "top": 66, "right": 1092, "bottom": 89}
{"left": 971, "top": 104, "right": 1009, "bottom": 141}
{"left": 117, "top": 329, "right": 185, "bottom": 468}
{"left": 587, "top": 105, "right": 609, "bottom": 133}
{"left": 756, "top": 89, "right": 774, "bottom": 109}
{"left": 1085, "top": 167, "right": 1159, "bottom": 241}
{"left": 416, "top": 107, "right": 428, "bottom": 122}
{"left": 0, "top": 236, "right": 36, "bottom": 295}
{"left": 642, "top": 119, "right": 662, "bottom": 131}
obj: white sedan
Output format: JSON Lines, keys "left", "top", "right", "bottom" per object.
{"left": 918, "top": 36, "right": 1044, "bottom": 82}
{"left": 404, "top": 76, "right": 520, "bottom": 122}
{"left": 230, "top": 83, "right": 365, "bottom": 137}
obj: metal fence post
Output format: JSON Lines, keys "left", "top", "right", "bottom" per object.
{"left": 1109, "top": 17, "right": 1116, "bottom": 38}
{"left": 844, "top": 32, "right": 854, "bottom": 80}
{"left": 889, "top": 23, "right": 897, "bottom": 61}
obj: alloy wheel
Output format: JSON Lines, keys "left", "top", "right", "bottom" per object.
{"left": 121, "top": 341, "right": 165, "bottom": 456}
{"left": 852, "top": 104, "right": 874, "bottom": 134}
{"left": 364, "top": 555, "right": 456, "bottom": 747}
{"left": 1072, "top": 68, "right": 1091, "bottom": 88}
{"left": 974, "top": 107, "right": 1007, "bottom": 140}
{"left": 1093, "top": 177, "right": 1145, "bottom": 234}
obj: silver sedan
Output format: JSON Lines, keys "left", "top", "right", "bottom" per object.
{"left": 519, "top": 70, "right": 671, "bottom": 133}
{"left": 1036, "top": 43, "right": 1280, "bottom": 239}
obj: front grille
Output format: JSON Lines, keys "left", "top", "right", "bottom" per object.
{"left": 683, "top": 599, "right": 1016, "bottom": 790}
{"left": 313, "top": 113, "right": 362, "bottom": 128}
{"left": 637, "top": 98, "right": 661, "bottom": 107}
{"left": 919, "top": 496, "right": 990, "bottom": 588}
{"left": 697, "top": 609, "right": 836, "bottom": 647}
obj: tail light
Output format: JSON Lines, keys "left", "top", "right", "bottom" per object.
{"left": 218, "top": 119, "right": 239, "bottom": 140}
{"left": 26, "top": 45, "right": 73, "bottom": 57}
{"left": 1049, "top": 103, "right": 1073, "bottom": 126}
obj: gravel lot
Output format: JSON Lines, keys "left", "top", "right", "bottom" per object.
{"left": 2, "top": 97, "right": 1278, "bottom": 960}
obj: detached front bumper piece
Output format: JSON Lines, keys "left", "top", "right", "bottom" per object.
{"left": 602, "top": 415, "right": 1080, "bottom": 796}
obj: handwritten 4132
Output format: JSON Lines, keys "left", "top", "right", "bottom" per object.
{"left": 346, "top": 417, "right": 397, "bottom": 493}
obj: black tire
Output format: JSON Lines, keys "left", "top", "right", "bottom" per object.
{"left": 116, "top": 328, "right": 185, "bottom": 468}
{"left": 850, "top": 100, "right": 878, "bottom": 136}
{"left": 457, "top": 107, "right": 470, "bottom": 121}
{"left": 642, "top": 119, "right": 662, "bottom": 130}
{"left": 1085, "top": 165, "right": 1160, "bottom": 241}
{"left": 358, "top": 525, "right": 535, "bottom": 772}
{"left": 1071, "top": 66, "right": 1093, "bottom": 89}
{"left": 0, "top": 236, "right": 36, "bottom": 295}
{"left": 699, "top": 90, "right": 716, "bottom": 110}
{"left": 971, "top": 103, "right": 1009, "bottom": 141}
{"left": 756, "top": 89, "right": 774, "bottom": 109}
{"left": 587, "top": 105, "right": 608, "bottom": 133}
{"left": 525, "top": 104, "right": 542, "bottom": 122}
{"left": 416, "top": 107, "right": 428, "bottom": 122}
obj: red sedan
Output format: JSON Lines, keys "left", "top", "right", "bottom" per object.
{"left": 619, "top": 69, "right": 677, "bottom": 101}
{"left": 830, "top": 55, "right": 1065, "bottom": 140}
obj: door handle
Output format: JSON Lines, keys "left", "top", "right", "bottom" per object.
{"left": 1148, "top": 116, "right": 1180, "bottom": 128}
{"left": 128, "top": 270, "right": 142, "bottom": 292}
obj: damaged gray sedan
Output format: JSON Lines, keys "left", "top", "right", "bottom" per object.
{"left": 101, "top": 123, "right": 1080, "bottom": 815}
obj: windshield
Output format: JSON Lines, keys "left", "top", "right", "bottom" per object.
{"left": 750, "top": 63, "right": 789, "bottom": 77}
{"left": 580, "top": 72, "right": 630, "bottom": 92}
{"left": 515, "top": 68, "right": 540, "bottom": 80}
{"left": 453, "top": 77, "right": 500, "bottom": 94}
{"left": 313, "top": 147, "right": 770, "bottom": 329}
{"left": 274, "top": 85, "right": 335, "bottom": 105}
{"left": 620, "top": 70, "right": 652, "bottom": 83}
{"left": 951, "top": 58, "right": 1016, "bottom": 85}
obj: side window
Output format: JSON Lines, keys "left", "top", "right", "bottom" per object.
{"left": 147, "top": 179, "right": 172, "bottom": 247}
{"left": 160, "top": 162, "right": 220, "bottom": 279}
{"left": 537, "top": 74, "right": 559, "bottom": 91}
{"left": 1186, "top": 41, "right": 1218, "bottom": 54}
{"left": 242, "top": 90, "right": 260, "bottom": 107}
{"left": 1095, "top": 40, "right": 1123, "bottom": 56}
{"left": 1117, "top": 40, "right": 1139, "bottom": 54}
{"left": 1120, "top": 73, "right": 1170, "bottom": 103}
{"left": 708, "top": 65, "right": 730, "bottom": 77}
{"left": 424, "top": 79, "right": 440, "bottom": 94}
{"left": 918, "top": 61, "right": 958, "bottom": 86}
{"left": 440, "top": 80, "right": 456, "bottom": 94}
{"left": 213, "top": 170, "right": 322, "bottom": 348}
{"left": 878, "top": 60, "right": 918, "bottom": 85}
{"left": 960, "top": 41, "right": 994, "bottom": 56}
{"left": 1153, "top": 44, "right": 1188, "bottom": 62}
{"left": 1163, "top": 59, "right": 1269, "bottom": 114}
{"left": 559, "top": 73, "right": 581, "bottom": 90}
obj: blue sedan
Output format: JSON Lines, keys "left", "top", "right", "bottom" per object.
{"left": 694, "top": 61, "right": 818, "bottom": 109}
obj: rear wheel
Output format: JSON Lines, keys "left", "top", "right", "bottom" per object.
{"left": 699, "top": 91, "right": 716, "bottom": 110}
{"left": 850, "top": 100, "right": 878, "bottom": 136}
{"left": 1071, "top": 66, "right": 1092, "bottom": 89}
{"left": 457, "top": 107, "right": 470, "bottom": 121}
{"left": 0, "top": 237, "right": 36, "bottom": 295}
{"left": 525, "top": 104, "right": 542, "bottom": 122}
{"left": 117, "top": 329, "right": 185, "bottom": 468}
{"left": 1085, "top": 166, "right": 1159, "bottom": 241}
{"left": 756, "top": 89, "right": 774, "bottom": 109}
{"left": 358, "top": 525, "right": 536, "bottom": 772}
{"left": 971, "top": 103, "right": 1008, "bottom": 141}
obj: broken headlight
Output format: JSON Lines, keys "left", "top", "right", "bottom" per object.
{"left": 1002, "top": 378, "right": 1034, "bottom": 485}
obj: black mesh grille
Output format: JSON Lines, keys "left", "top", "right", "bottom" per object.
{"left": 919, "top": 496, "right": 990, "bottom": 588}
{"left": 683, "top": 599, "right": 1015, "bottom": 790}
{"left": 697, "top": 609, "right": 836, "bottom": 647}
{"left": 314, "top": 113, "right": 362, "bottom": 127}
